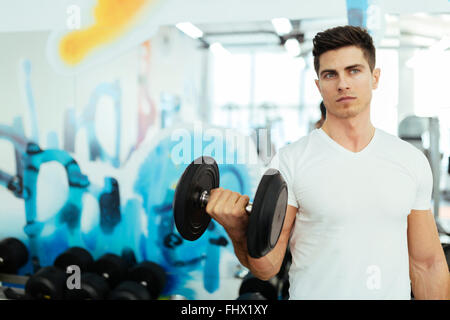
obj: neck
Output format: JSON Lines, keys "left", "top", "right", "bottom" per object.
{"left": 320, "top": 115, "right": 375, "bottom": 153}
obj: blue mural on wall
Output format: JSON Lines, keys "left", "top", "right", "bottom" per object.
{"left": 22, "top": 60, "right": 40, "bottom": 145}
{"left": 0, "top": 59, "right": 260, "bottom": 299}
{"left": 63, "top": 81, "right": 122, "bottom": 168}
{"left": 133, "top": 131, "right": 255, "bottom": 297}
{"left": 0, "top": 123, "right": 130, "bottom": 274}
{"left": 0, "top": 125, "right": 255, "bottom": 298}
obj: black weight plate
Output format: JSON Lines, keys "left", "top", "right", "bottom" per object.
{"left": 64, "top": 272, "right": 109, "bottom": 300}
{"left": 128, "top": 261, "right": 167, "bottom": 299}
{"left": 54, "top": 247, "right": 94, "bottom": 273}
{"left": 443, "top": 244, "right": 450, "bottom": 269}
{"left": 236, "top": 292, "right": 267, "bottom": 300}
{"left": 25, "top": 266, "right": 67, "bottom": 300}
{"left": 280, "top": 277, "right": 290, "bottom": 300}
{"left": 92, "top": 253, "right": 128, "bottom": 289}
{"left": 173, "top": 156, "right": 219, "bottom": 241}
{"left": 238, "top": 274, "right": 278, "bottom": 300}
{"left": 108, "top": 281, "right": 151, "bottom": 300}
{"left": 0, "top": 237, "right": 29, "bottom": 274}
{"left": 247, "top": 169, "right": 288, "bottom": 258}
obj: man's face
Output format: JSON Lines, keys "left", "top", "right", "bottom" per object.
{"left": 314, "top": 46, "right": 380, "bottom": 120}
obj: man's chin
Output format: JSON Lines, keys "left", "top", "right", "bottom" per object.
{"left": 333, "top": 111, "right": 359, "bottom": 119}
{"left": 332, "top": 105, "right": 366, "bottom": 119}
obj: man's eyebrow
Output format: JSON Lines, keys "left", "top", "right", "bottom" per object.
{"left": 345, "top": 64, "right": 365, "bottom": 70}
{"left": 319, "top": 64, "right": 365, "bottom": 77}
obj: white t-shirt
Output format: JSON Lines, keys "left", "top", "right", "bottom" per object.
{"left": 268, "top": 127, "right": 433, "bottom": 300}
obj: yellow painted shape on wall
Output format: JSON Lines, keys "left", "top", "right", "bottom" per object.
{"left": 59, "top": 0, "right": 151, "bottom": 65}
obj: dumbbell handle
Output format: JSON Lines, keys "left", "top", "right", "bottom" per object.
{"left": 199, "top": 190, "right": 253, "bottom": 214}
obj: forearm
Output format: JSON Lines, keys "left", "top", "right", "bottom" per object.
{"left": 230, "top": 235, "right": 286, "bottom": 281}
{"left": 232, "top": 240, "right": 279, "bottom": 280}
{"left": 410, "top": 259, "right": 450, "bottom": 300}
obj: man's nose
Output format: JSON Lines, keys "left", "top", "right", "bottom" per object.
{"left": 337, "top": 75, "right": 351, "bottom": 91}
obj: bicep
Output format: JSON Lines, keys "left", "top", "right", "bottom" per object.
{"left": 407, "top": 209, "right": 444, "bottom": 266}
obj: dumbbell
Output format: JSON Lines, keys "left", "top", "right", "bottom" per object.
{"left": 443, "top": 243, "right": 450, "bottom": 270}
{"left": 54, "top": 247, "right": 94, "bottom": 272}
{"left": 108, "top": 261, "right": 167, "bottom": 300}
{"left": 25, "top": 266, "right": 67, "bottom": 300}
{"left": 65, "top": 252, "right": 136, "bottom": 300}
{"left": 91, "top": 253, "right": 128, "bottom": 289}
{"left": 237, "top": 292, "right": 267, "bottom": 300}
{"left": 64, "top": 272, "right": 110, "bottom": 300}
{"left": 26, "top": 268, "right": 110, "bottom": 300}
{"left": 66, "top": 250, "right": 139, "bottom": 300}
{"left": 0, "top": 237, "right": 29, "bottom": 274}
{"left": 65, "top": 253, "right": 128, "bottom": 300}
{"left": 25, "top": 249, "right": 127, "bottom": 300}
{"left": 173, "top": 156, "right": 288, "bottom": 258}
{"left": 280, "top": 278, "right": 290, "bottom": 300}
{"left": 57, "top": 247, "right": 111, "bottom": 300}
{"left": 237, "top": 273, "right": 278, "bottom": 300}
{"left": 25, "top": 246, "right": 96, "bottom": 300}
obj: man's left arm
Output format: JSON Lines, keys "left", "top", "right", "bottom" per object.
{"left": 407, "top": 209, "right": 450, "bottom": 300}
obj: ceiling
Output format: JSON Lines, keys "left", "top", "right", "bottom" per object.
{"left": 194, "top": 13, "right": 450, "bottom": 54}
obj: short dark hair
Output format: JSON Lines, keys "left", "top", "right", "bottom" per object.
{"left": 312, "top": 25, "right": 376, "bottom": 76}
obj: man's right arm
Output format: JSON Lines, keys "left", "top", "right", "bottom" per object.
{"left": 231, "top": 205, "right": 298, "bottom": 280}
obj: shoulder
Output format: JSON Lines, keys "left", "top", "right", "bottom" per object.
{"left": 376, "top": 128, "right": 425, "bottom": 158}
{"left": 278, "top": 130, "right": 317, "bottom": 160}
{"left": 375, "top": 128, "right": 430, "bottom": 175}
{"left": 267, "top": 131, "right": 315, "bottom": 174}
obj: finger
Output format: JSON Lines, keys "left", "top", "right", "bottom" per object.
{"left": 233, "top": 195, "right": 250, "bottom": 216}
{"left": 214, "top": 189, "right": 233, "bottom": 212}
{"left": 223, "top": 192, "right": 241, "bottom": 213}
{"left": 206, "top": 187, "right": 224, "bottom": 216}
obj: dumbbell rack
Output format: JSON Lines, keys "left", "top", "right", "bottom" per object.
{"left": 0, "top": 273, "right": 29, "bottom": 300}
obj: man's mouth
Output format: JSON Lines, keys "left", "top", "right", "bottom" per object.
{"left": 336, "top": 96, "right": 356, "bottom": 102}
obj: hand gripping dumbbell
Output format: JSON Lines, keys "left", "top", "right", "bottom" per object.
{"left": 173, "top": 156, "right": 288, "bottom": 258}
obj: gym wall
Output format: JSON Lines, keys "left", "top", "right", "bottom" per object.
{"left": 0, "top": 15, "right": 261, "bottom": 299}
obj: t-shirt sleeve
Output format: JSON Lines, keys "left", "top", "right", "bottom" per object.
{"left": 411, "top": 151, "right": 433, "bottom": 211}
{"left": 267, "top": 149, "right": 298, "bottom": 208}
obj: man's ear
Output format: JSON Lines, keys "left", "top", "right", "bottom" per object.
{"left": 315, "top": 79, "right": 321, "bottom": 94}
{"left": 372, "top": 68, "right": 381, "bottom": 89}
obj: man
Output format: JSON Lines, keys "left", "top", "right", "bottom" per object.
{"left": 205, "top": 26, "right": 449, "bottom": 299}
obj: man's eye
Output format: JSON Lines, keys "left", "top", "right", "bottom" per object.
{"left": 350, "top": 69, "right": 360, "bottom": 74}
{"left": 324, "top": 73, "right": 335, "bottom": 79}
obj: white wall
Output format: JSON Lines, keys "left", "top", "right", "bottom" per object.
{"left": 0, "top": 31, "right": 140, "bottom": 159}
{"left": 0, "top": 25, "right": 205, "bottom": 165}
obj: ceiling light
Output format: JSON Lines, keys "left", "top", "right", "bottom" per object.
{"left": 175, "top": 22, "right": 203, "bottom": 39}
{"left": 284, "top": 38, "right": 301, "bottom": 57}
{"left": 271, "top": 18, "right": 293, "bottom": 35}
{"left": 209, "top": 42, "right": 231, "bottom": 57}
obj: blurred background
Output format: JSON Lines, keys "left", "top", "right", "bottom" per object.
{"left": 0, "top": 0, "right": 449, "bottom": 300}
